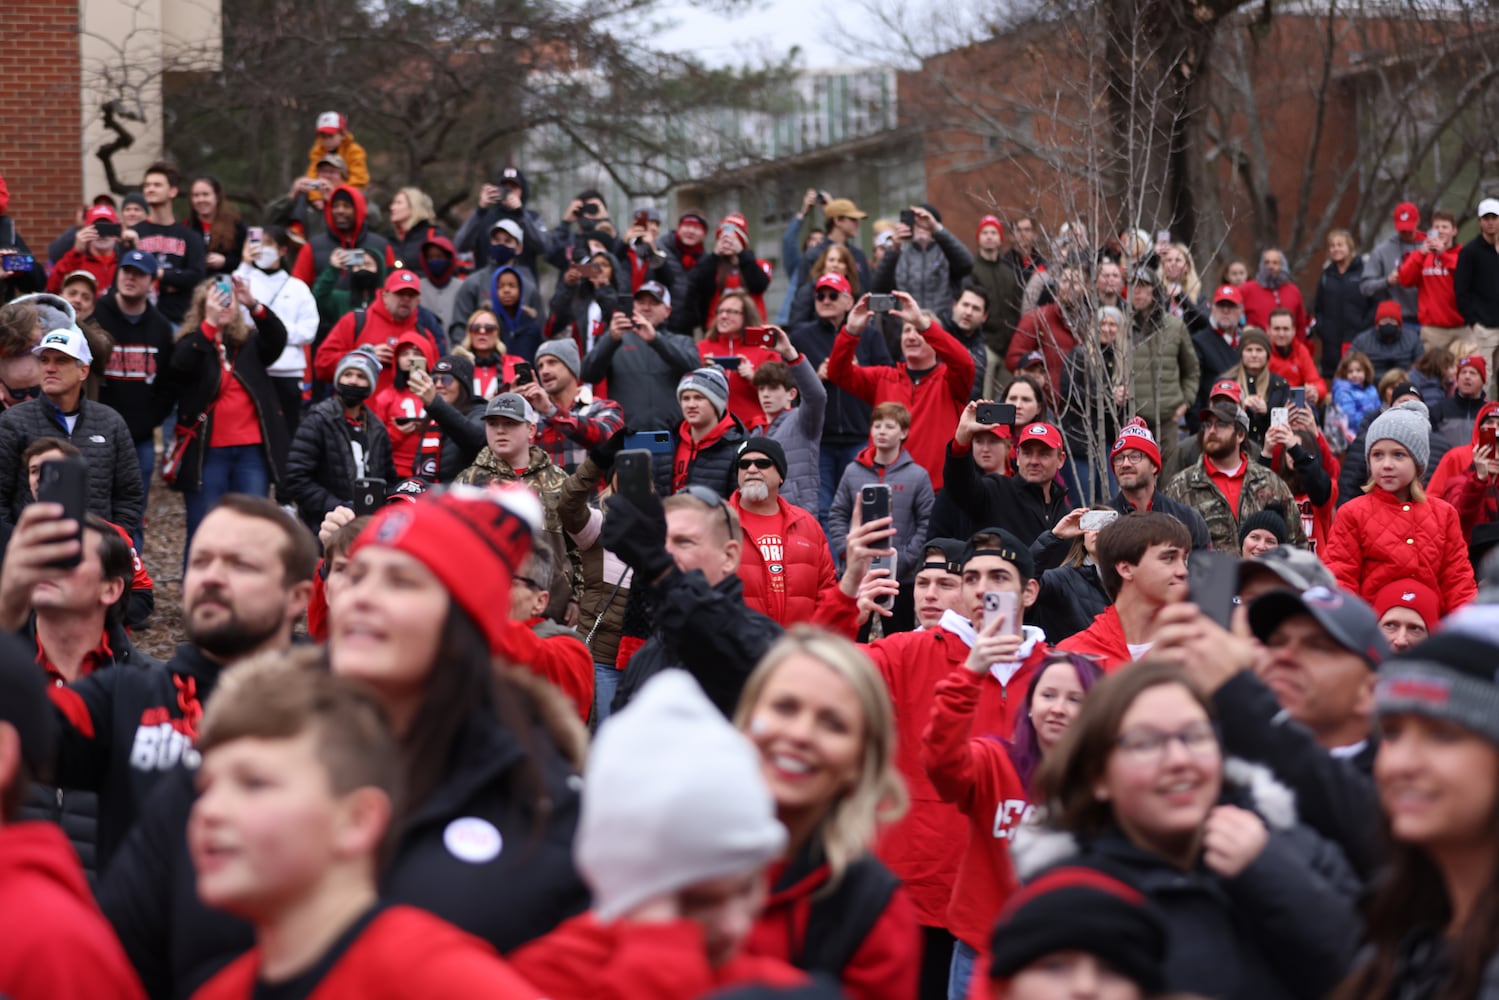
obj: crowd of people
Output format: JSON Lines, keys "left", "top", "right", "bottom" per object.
{"left": 1, "top": 112, "right": 1499, "bottom": 1000}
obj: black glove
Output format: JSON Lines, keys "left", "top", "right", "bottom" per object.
{"left": 588, "top": 426, "right": 630, "bottom": 474}
{"left": 601, "top": 489, "right": 673, "bottom": 581}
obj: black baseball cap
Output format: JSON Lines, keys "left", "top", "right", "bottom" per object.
{"left": 1249, "top": 584, "right": 1390, "bottom": 669}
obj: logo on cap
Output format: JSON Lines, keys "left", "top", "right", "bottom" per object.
{"left": 1402, "top": 591, "right": 1416, "bottom": 602}
{"left": 374, "top": 509, "right": 410, "bottom": 543}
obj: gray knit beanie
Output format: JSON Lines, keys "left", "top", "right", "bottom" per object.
{"left": 678, "top": 367, "right": 731, "bottom": 418}
{"left": 535, "top": 338, "right": 582, "bottom": 380}
{"left": 1365, "top": 399, "right": 1431, "bottom": 473}
{"left": 1376, "top": 633, "right": 1499, "bottom": 746}
{"left": 335, "top": 346, "right": 382, "bottom": 386}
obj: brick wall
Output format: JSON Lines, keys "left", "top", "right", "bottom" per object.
{"left": 0, "top": 0, "right": 83, "bottom": 250}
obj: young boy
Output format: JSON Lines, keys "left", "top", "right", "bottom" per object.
{"left": 188, "top": 655, "right": 542, "bottom": 998}
{"left": 828, "top": 401, "right": 934, "bottom": 631}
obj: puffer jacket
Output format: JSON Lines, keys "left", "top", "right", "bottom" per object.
{"left": 411, "top": 392, "right": 486, "bottom": 484}
{"left": 1325, "top": 487, "right": 1477, "bottom": 615}
{"left": 1012, "top": 761, "right": 1362, "bottom": 1000}
{"left": 827, "top": 446, "right": 934, "bottom": 575}
{"left": 0, "top": 394, "right": 143, "bottom": 535}
{"left": 167, "top": 307, "right": 290, "bottom": 493}
{"left": 756, "top": 353, "right": 825, "bottom": 514}
{"left": 1129, "top": 306, "right": 1200, "bottom": 440}
{"left": 873, "top": 228, "right": 975, "bottom": 313}
{"left": 667, "top": 412, "right": 748, "bottom": 498}
{"left": 557, "top": 457, "right": 630, "bottom": 669}
{"left": 729, "top": 493, "right": 857, "bottom": 637}
{"left": 283, "top": 397, "right": 397, "bottom": 533}
{"left": 1340, "top": 405, "right": 1450, "bottom": 506}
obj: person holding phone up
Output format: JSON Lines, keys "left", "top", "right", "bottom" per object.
{"left": 696, "top": 288, "right": 780, "bottom": 430}
{"left": 46, "top": 205, "right": 121, "bottom": 295}
{"left": 168, "top": 276, "right": 291, "bottom": 545}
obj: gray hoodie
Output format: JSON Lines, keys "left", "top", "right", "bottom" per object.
{"left": 758, "top": 354, "right": 826, "bottom": 515}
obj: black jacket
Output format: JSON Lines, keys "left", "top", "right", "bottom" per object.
{"left": 167, "top": 308, "right": 290, "bottom": 493}
{"left": 50, "top": 642, "right": 223, "bottom": 876}
{"left": 1190, "top": 327, "right": 1242, "bottom": 429}
{"left": 941, "top": 444, "right": 1072, "bottom": 546}
{"left": 101, "top": 705, "right": 588, "bottom": 1000}
{"left": 412, "top": 394, "right": 486, "bottom": 483}
{"left": 685, "top": 248, "right": 771, "bottom": 331}
{"left": 1313, "top": 258, "right": 1372, "bottom": 371}
{"left": 790, "top": 317, "right": 893, "bottom": 443}
{"left": 94, "top": 292, "right": 178, "bottom": 444}
{"left": 20, "top": 620, "right": 159, "bottom": 884}
{"left": 613, "top": 570, "right": 780, "bottom": 717}
{"left": 1111, "top": 489, "right": 1212, "bottom": 550}
{"left": 0, "top": 393, "right": 144, "bottom": 535}
{"left": 1033, "top": 563, "right": 1109, "bottom": 642}
{"left": 659, "top": 415, "right": 749, "bottom": 500}
{"left": 284, "top": 397, "right": 397, "bottom": 533}
{"left": 131, "top": 221, "right": 206, "bottom": 324}
{"left": 1455, "top": 235, "right": 1499, "bottom": 327}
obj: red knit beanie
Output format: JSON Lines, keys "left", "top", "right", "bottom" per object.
{"left": 977, "top": 214, "right": 1004, "bottom": 241}
{"left": 351, "top": 483, "right": 540, "bottom": 653}
{"left": 1110, "top": 417, "right": 1162, "bottom": 472}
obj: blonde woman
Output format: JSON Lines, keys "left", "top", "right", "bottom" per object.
{"left": 735, "top": 626, "right": 919, "bottom": 1000}
{"left": 1159, "top": 242, "right": 1204, "bottom": 316}
{"left": 388, "top": 186, "right": 439, "bottom": 269}
{"left": 451, "top": 306, "right": 520, "bottom": 398}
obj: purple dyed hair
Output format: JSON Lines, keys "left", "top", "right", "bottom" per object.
{"left": 1005, "top": 652, "right": 1106, "bottom": 787}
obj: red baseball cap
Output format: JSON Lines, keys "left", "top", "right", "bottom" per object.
{"left": 384, "top": 269, "right": 421, "bottom": 294}
{"left": 316, "top": 111, "right": 347, "bottom": 135}
{"left": 85, "top": 204, "right": 118, "bottom": 225}
{"left": 1371, "top": 578, "right": 1439, "bottom": 631}
{"left": 1212, "top": 284, "right": 1243, "bottom": 306}
{"left": 1016, "top": 421, "right": 1065, "bottom": 451}
{"left": 815, "top": 273, "right": 852, "bottom": 296}
{"left": 1393, "top": 201, "right": 1420, "bottom": 231}
{"left": 1209, "top": 379, "right": 1243, "bottom": 402}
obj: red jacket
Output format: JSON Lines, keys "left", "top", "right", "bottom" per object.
{"left": 731, "top": 493, "right": 857, "bottom": 637}
{"left": 747, "top": 855, "right": 920, "bottom": 1000}
{"left": 1239, "top": 280, "right": 1310, "bottom": 340}
{"left": 919, "top": 668, "right": 1025, "bottom": 952}
{"left": 513, "top": 913, "right": 805, "bottom": 1000}
{"left": 828, "top": 321, "right": 975, "bottom": 491}
{"left": 1398, "top": 243, "right": 1465, "bottom": 328}
{"left": 1267, "top": 339, "right": 1328, "bottom": 401}
{"left": 0, "top": 822, "right": 146, "bottom": 1000}
{"left": 495, "top": 619, "right": 594, "bottom": 723}
{"left": 1428, "top": 400, "right": 1499, "bottom": 498}
{"left": 697, "top": 337, "right": 779, "bottom": 431}
{"left": 314, "top": 297, "right": 428, "bottom": 394}
{"left": 1057, "top": 605, "right": 1133, "bottom": 672}
{"left": 369, "top": 330, "right": 441, "bottom": 476}
{"left": 1438, "top": 402, "right": 1499, "bottom": 538}
{"left": 191, "top": 905, "right": 542, "bottom": 999}
{"left": 1325, "top": 488, "right": 1477, "bottom": 615}
{"left": 47, "top": 248, "right": 117, "bottom": 294}
{"left": 1005, "top": 303, "right": 1076, "bottom": 395}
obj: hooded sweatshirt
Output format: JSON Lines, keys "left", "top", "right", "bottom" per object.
{"left": 416, "top": 232, "right": 465, "bottom": 330}
{"left": 1398, "top": 241, "right": 1465, "bottom": 328}
{"left": 371, "top": 329, "right": 441, "bottom": 475}
{"left": 0, "top": 822, "right": 146, "bottom": 999}
{"left": 313, "top": 294, "right": 433, "bottom": 394}
{"left": 1435, "top": 399, "right": 1499, "bottom": 535}
{"left": 291, "top": 185, "right": 390, "bottom": 288}
{"left": 492, "top": 264, "right": 543, "bottom": 362}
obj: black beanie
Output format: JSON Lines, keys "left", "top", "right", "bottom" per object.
{"left": 737, "top": 438, "right": 787, "bottom": 481}
{"left": 989, "top": 865, "right": 1167, "bottom": 992}
{"left": 1239, "top": 507, "right": 1289, "bottom": 547}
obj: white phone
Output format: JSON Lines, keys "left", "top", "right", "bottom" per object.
{"left": 1270, "top": 407, "right": 1289, "bottom": 428}
{"left": 982, "top": 591, "right": 1020, "bottom": 637}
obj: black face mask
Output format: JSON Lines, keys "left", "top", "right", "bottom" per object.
{"left": 335, "top": 382, "right": 372, "bottom": 407}
{"left": 350, "top": 268, "right": 379, "bottom": 293}
{"left": 1377, "top": 323, "right": 1401, "bottom": 340}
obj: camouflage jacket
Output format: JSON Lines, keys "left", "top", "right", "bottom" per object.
{"left": 1162, "top": 453, "right": 1309, "bottom": 553}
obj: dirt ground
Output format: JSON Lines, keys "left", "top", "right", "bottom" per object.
{"left": 133, "top": 472, "right": 188, "bottom": 660}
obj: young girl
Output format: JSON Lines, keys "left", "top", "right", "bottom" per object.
{"left": 1325, "top": 399, "right": 1477, "bottom": 614}
{"left": 1334, "top": 632, "right": 1499, "bottom": 1000}
{"left": 1332, "top": 350, "right": 1380, "bottom": 436}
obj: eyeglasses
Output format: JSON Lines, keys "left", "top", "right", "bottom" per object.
{"left": 513, "top": 575, "right": 542, "bottom": 591}
{"left": 1114, "top": 721, "right": 1219, "bottom": 764}
{"left": 1111, "top": 451, "right": 1146, "bottom": 465}
{"left": 1201, "top": 417, "right": 1238, "bottom": 431}
{"left": 738, "top": 457, "right": 775, "bottom": 470}
{"left": 0, "top": 380, "right": 42, "bottom": 401}
{"left": 680, "top": 484, "right": 733, "bottom": 536}
{"left": 433, "top": 373, "right": 456, "bottom": 387}
{"left": 468, "top": 323, "right": 499, "bottom": 333}
{"left": 814, "top": 291, "right": 843, "bottom": 302}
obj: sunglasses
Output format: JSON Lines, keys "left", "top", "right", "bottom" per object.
{"left": 815, "top": 290, "right": 843, "bottom": 302}
{"left": 738, "top": 457, "right": 776, "bottom": 470}
{"left": 468, "top": 323, "right": 500, "bottom": 333}
{"left": 680, "top": 484, "right": 733, "bottom": 536}
{"left": 434, "top": 373, "right": 456, "bottom": 387}
{"left": 513, "top": 574, "right": 542, "bottom": 591}
{"left": 1, "top": 380, "right": 42, "bottom": 401}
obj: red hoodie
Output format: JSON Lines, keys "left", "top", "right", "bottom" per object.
{"left": 673, "top": 413, "right": 736, "bottom": 492}
{"left": 370, "top": 329, "right": 441, "bottom": 475}
{"left": 1398, "top": 242, "right": 1465, "bottom": 328}
{"left": 513, "top": 913, "right": 806, "bottom": 1000}
{"left": 0, "top": 822, "right": 146, "bottom": 1000}
{"left": 292, "top": 184, "right": 372, "bottom": 284}
{"left": 1267, "top": 338, "right": 1328, "bottom": 401}
{"left": 314, "top": 296, "right": 429, "bottom": 394}
{"left": 47, "top": 247, "right": 117, "bottom": 294}
{"left": 192, "top": 905, "right": 541, "bottom": 1000}
{"left": 1437, "top": 400, "right": 1499, "bottom": 538}
{"left": 1429, "top": 400, "right": 1499, "bottom": 497}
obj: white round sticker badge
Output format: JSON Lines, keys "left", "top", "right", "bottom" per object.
{"left": 443, "top": 817, "right": 503, "bottom": 864}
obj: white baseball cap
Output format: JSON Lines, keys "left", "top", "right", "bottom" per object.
{"left": 32, "top": 327, "right": 93, "bottom": 366}
{"left": 1479, "top": 198, "right": 1499, "bottom": 219}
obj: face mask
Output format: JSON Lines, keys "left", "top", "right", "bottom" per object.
{"left": 426, "top": 256, "right": 451, "bottom": 277}
{"left": 335, "top": 382, "right": 372, "bottom": 407}
{"left": 254, "top": 246, "right": 281, "bottom": 270}
{"left": 351, "top": 268, "right": 379, "bottom": 292}
{"left": 488, "top": 244, "right": 517, "bottom": 266}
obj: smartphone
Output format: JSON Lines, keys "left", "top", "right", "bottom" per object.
{"left": 710, "top": 355, "right": 741, "bottom": 370}
{"left": 247, "top": 226, "right": 264, "bottom": 244}
{"left": 37, "top": 458, "right": 88, "bottom": 569}
{"left": 615, "top": 449, "right": 655, "bottom": 508}
{"left": 214, "top": 276, "right": 233, "bottom": 301}
{"left": 512, "top": 362, "right": 534, "bottom": 387}
{"left": 976, "top": 402, "right": 1016, "bottom": 427}
{"left": 351, "top": 477, "right": 387, "bottom": 517}
{"left": 982, "top": 591, "right": 1021, "bottom": 637}
{"left": 622, "top": 429, "right": 674, "bottom": 457}
{"left": 1, "top": 253, "right": 34, "bottom": 273}
{"left": 815, "top": 191, "right": 828, "bottom": 205}
{"left": 345, "top": 248, "right": 366, "bottom": 267}
{"left": 1156, "top": 229, "right": 1171, "bottom": 248}
{"left": 1188, "top": 550, "right": 1240, "bottom": 630}
{"left": 633, "top": 211, "right": 651, "bottom": 229}
{"left": 1079, "top": 509, "right": 1120, "bottom": 532}
{"left": 867, "top": 293, "right": 897, "bottom": 313}
{"left": 859, "top": 484, "right": 895, "bottom": 608}
{"left": 742, "top": 327, "right": 777, "bottom": 350}
{"left": 1270, "top": 407, "right": 1289, "bottom": 428}
{"left": 576, "top": 261, "right": 603, "bottom": 280}
{"left": 899, "top": 209, "right": 916, "bottom": 229}
{"left": 409, "top": 355, "right": 427, "bottom": 374}
{"left": 93, "top": 222, "right": 122, "bottom": 239}
{"left": 1290, "top": 386, "right": 1306, "bottom": 409}
{"left": 1481, "top": 425, "right": 1498, "bottom": 452}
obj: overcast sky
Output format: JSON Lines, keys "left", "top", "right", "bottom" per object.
{"left": 654, "top": 0, "right": 860, "bottom": 69}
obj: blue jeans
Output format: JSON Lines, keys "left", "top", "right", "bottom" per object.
{"left": 818, "top": 440, "right": 864, "bottom": 527}
{"left": 594, "top": 662, "right": 620, "bottom": 725}
{"left": 184, "top": 445, "right": 271, "bottom": 547}
{"left": 948, "top": 940, "right": 978, "bottom": 1000}
{"left": 134, "top": 439, "right": 155, "bottom": 551}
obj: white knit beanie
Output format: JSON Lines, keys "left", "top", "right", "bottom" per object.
{"left": 576, "top": 670, "right": 787, "bottom": 920}
{"left": 1365, "top": 399, "right": 1431, "bottom": 473}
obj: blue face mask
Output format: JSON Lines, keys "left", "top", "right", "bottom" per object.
{"left": 488, "top": 244, "right": 517, "bottom": 267}
{"left": 426, "top": 256, "right": 452, "bottom": 277}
